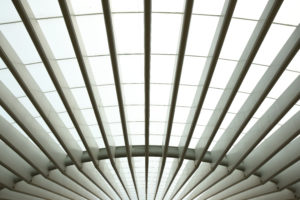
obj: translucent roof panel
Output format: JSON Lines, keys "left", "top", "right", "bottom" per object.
{"left": 1, "top": 1, "right": 299, "bottom": 200}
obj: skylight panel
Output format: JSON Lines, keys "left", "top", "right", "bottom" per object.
{"left": 88, "top": 125, "right": 102, "bottom": 138}
{"left": 38, "top": 18, "right": 75, "bottom": 59}
{"left": 0, "top": 59, "right": 6, "bottom": 69}
{"left": 150, "top": 84, "right": 171, "bottom": 105}
{"left": 171, "top": 123, "right": 185, "bottom": 137}
{"left": 149, "top": 134, "right": 163, "bottom": 145}
{"left": 180, "top": 56, "right": 205, "bottom": 85}
{"left": 26, "top": 0, "right": 62, "bottom": 18}
{"left": 150, "top": 106, "right": 168, "bottom": 122}
{"left": 97, "top": 85, "right": 119, "bottom": 106}
{"left": 125, "top": 105, "right": 144, "bottom": 121}
{"left": 267, "top": 71, "right": 299, "bottom": 99}
{"left": 44, "top": 91, "right": 66, "bottom": 113}
{"left": 150, "top": 121, "right": 165, "bottom": 135}
{"left": 0, "top": 23, "right": 41, "bottom": 64}
{"left": 228, "top": 92, "right": 249, "bottom": 113}
{"left": 170, "top": 135, "right": 181, "bottom": 147}
{"left": 196, "top": 109, "right": 213, "bottom": 126}
{"left": 75, "top": 15, "right": 109, "bottom": 56}
{"left": 58, "top": 112, "right": 74, "bottom": 129}
{"left": 113, "top": 14, "right": 143, "bottom": 53}
{"left": 233, "top": 0, "right": 268, "bottom": 20}
{"left": 176, "top": 85, "right": 197, "bottom": 106}
{"left": 110, "top": 0, "right": 143, "bottom": 12}
{"left": 26, "top": 63, "right": 55, "bottom": 92}
{"left": 69, "top": 0, "right": 103, "bottom": 15}
{"left": 192, "top": 0, "right": 224, "bottom": 15}
{"left": 253, "top": 98, "right": 276, "bottom": 119}
{"left": 253, "top": 24, "right": 295, "bottom": 65}
{"left": 57, "top": 59, "right": 85, "bottom": 88}
{"left": 123, "top": 84, "right": 144, "bottom": 105}
{"left": 0, "top": 0, "right": 20, "bottom": 23}
{"left": 209, "top": 59, "right": 237, "bottom": 89}
{"left": 152, "top": 13, "right": 182, "bottom": 54}
{"left": 0, "top": 69, "right": 25, "bottom": 98}
{"left": 102, "top": 106, "right": 121, "bottom": 123}
{"left": 239, "top": 64, "right": 267, "bottom": 93}
{"left": 219, "top": 112, "right": 236, "bottom": 130}
{"left": 89, "top": 56, "right": 115, "bottom": 85}
{"left": 174, "top": 106, "right": 191, "bottom": 123}
{"left": 287, "top": 51, "right": 300, "bottom": 72}
{"left": 69, "top": 128, "right": 81, "bottom": 141}
{"left": 202, "top": 88, "right": 223, "bottom": 110}
{"left": 119, "top": 55, "right": 144, "bottom": 84}
{"left": 273, "top": 0, "right": 300, "bottom": 26}
{"left": 152, "top": 0, "right": 184, "bottom": 12}
{"left": 151, "top": 55, "right": 176, "bottom": 84}
{"left": 128, "top": 121, "right": 144, "bottom": 135}
{"left": 219, "top": 19, "right": 256, "bottom": 60}
{"left": 0, "top": 107, "right": 14, "bottom": 123}
{"left": 185, "top": 15, "right": 219, "bottom": 56}
{"left": 70, "top": 87, "right": 92, "bottom": 109}
{"left": 80, "top": 108, "right": 97, "bottom": 125}
{"left": 17, "top": 97, "right": 39, "bottom": 118}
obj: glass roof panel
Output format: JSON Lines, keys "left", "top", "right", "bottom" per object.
{"left": 70, "top": 87, "right": 92, "bottom": 109}
{"left": 176, "top": 85, "right": 197, "bottom": 106}
{"left": 151, "top": 55, "right": 176, "bottom": 84}
{"left": 75, "top": 15, "right": 109, "bottom": 56}
{"left": 152, "top": 0, "right": 184, "bottom": 12}
{"left": 0, "top": 69, "right": 25, "bottom": 98}
{"left": 97, "top": 85, "right": 119, "bottom": 106}
{"left": 185, "top": 15, "right": 219, "bottom": 56}
{"left": 113, "top": 14, "right": 143, "bottom": 53}
{"left": 69, "top": 0, "right": 103, "bottom": 15}
{"left": 119, "top": 55, "right": 144, "bottom": 84}
{"left": 150, "top": 84, "right": 172, "bottom": 105}
{"left": 0, "top": 23, "right": 41, "bottom": 64}
{"left": 26, "top": 63, "right": 55, "bottom": 92}
{"left": 17, "top": 96, "right": 39, "bottom": 118}
{"left": 110, "top": 0, "right": 143, "bottom": 12}
{"left": 253, "top": 24, "right": 295, "bottom": 65}
{"left": 123, "top": 84, "right": 144, "bottom": 105}
{"left": 267, "top": 70, "right": 299, "bottom": 99}
{"left": 239, "top": 64, "right": 268, "bottom": 93}
{"left": 202, "top": 88, "right": 223, "bottom": 110}
{"left": 273, "top": 0, "right": 300, "bottom": 26}
{"left": 233, "top": 0, "right": 268, "bottom": 20}
{"left": 180, "top": 56, "right": 205, "bottom": 85}
{"left": 57, "top": 59, "right": 85, "bottom": 88}
{"left": 89, "top": 56, "right": 115, "bottom": 85}
{"left": 219, "top": 19, "right": 256, "bottom": 60}
{"left": 26, "top": 0, "right": 62, "bottom": 18}
{"left": 44, "top": 91, "right": 66, "bottom": 113}
{"left": 0, "top": 0, "right": 21, "bottom": 23}
{"left": 38, "top": 18, "right": 75, "bottom": 59}
{"left": 210, "top": 59, "right": 237, "bottom": 89}
{"left": 152, "top": 13, "right": 182, "bottom": 54}
{"left": 192, "top": 0, "right": 224, "bottom": 15}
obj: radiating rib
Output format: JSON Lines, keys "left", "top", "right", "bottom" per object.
{"left": 0, "top": 32, "right": 115, "bottom": 200}
{"left": 0, "top": 84, "right": 105, "bottom": 199}
{"left": 0, "top": 115, "right": 92, "bottom": 200}
{"left": 0, "top": 142, "right": 71, "bottom": 200}
{"left": 152, "top": 0, "right": 194, "bottom": 199}
{"left": 199, "top": 112, "right": 300, "bottom": 199}
{"left": 10, "top": 0, "right": 118, "bottom": 199}
{"left": 144, "top": 0, "right": 151, "bottom": 198}
{"left": 173, "top": 3, "right": 297, "bottom": 198}
{"left": 161, "top": 0, "right": 237, "bottom": 199}
{"left": 188, "top": 76, "right": 300, "bottom": 199}
{"left": 101, "top": 0, "right": 141, "bottom": 199}
{"left": 58, "top": 0, "right": 129, "bottom": 198}
{"left": 0, "top": 188, "right": 45, "bottom": 200}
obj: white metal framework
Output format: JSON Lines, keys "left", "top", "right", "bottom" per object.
{"left": 0, "top": 0, "right": 299, "bottom": 200}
